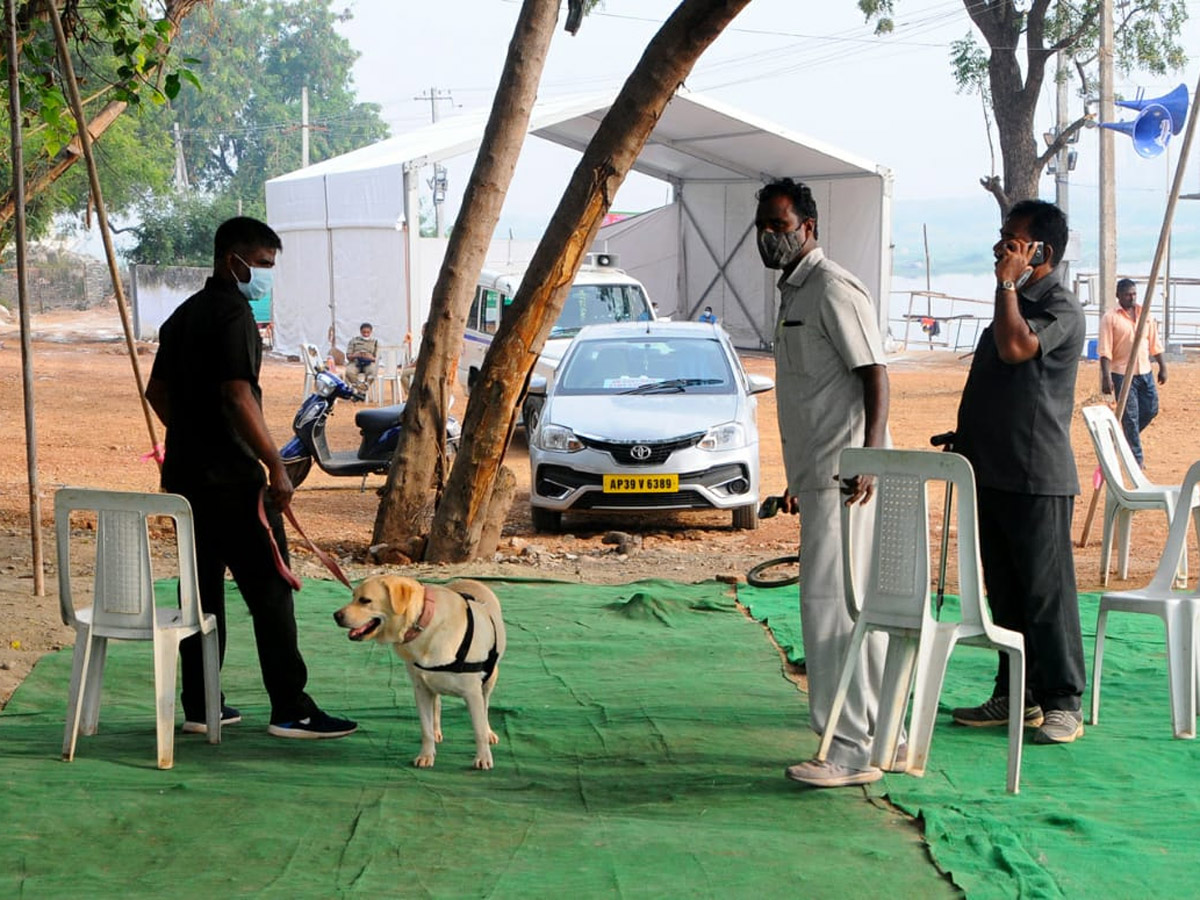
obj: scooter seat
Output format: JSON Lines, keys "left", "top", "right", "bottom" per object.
{"left": 355, "top": 404, "right": 405, "bottom": 430}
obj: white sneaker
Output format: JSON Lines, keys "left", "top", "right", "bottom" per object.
{"left": 785, "top": 758, "right": 883, "bottom": 788}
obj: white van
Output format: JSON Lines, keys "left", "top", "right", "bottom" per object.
{"left": 459, "top": 253, "right": 657, "bottom": 428}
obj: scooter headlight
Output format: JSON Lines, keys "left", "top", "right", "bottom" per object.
{"left": 314, "top": 372, "right": 340, "bottom": 398}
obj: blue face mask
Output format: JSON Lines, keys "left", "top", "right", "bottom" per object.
{"left": 233, "top": 253, "right": 273, "bottom": 301}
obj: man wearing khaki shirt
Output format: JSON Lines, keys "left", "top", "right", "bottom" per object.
{"left": 755, "top": 178, "right": 893, "bottom": 788}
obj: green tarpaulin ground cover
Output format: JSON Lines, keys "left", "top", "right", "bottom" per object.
{"left": 0, "top": 578, "right": 951, "bottom": 899}
{"left": 741, "top": 585, "right": 1200, "bottom": 899}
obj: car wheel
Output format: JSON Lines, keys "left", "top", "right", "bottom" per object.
{"left": 531, "top": 506, "right": 561, "bottom": 533}
{"left": 284, "top": 457, "right": 312, "bottom": 489}
{"left": 732, "top": 503, "right": 758, "bottom": 530}
{"left": 522, "top": 396, "right": 544, "bottom": 433}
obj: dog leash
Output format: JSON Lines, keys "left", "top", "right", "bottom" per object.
{"left": 257, "top": 488, "right": 353, "bottom": 590}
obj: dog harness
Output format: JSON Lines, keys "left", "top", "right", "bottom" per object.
{"left": 413, "top": 592, "right": 500, "bottom": 683}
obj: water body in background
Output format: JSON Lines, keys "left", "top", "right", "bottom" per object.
{"left": 889, "top": 192, "right": 1200, "bottom": 351}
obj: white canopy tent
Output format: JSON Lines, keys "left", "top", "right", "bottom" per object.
{"left": 265, "top": 89, "right": 891, "bottom": 356}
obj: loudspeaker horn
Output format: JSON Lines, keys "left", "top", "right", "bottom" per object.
{"left": 1099, "top": 103, "right": 1174, "bottom": 158}
{"left": 1115, "top": 83, "right": 1189, "bottom": 136}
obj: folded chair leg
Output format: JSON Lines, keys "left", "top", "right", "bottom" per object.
{"left": 1004, "top": 647, "right": 1025, "bottom": 794}
{"left": 904, "top": 624, "right": 959, "bottom": 777}
{"left": 1117, "top": 509, "right": 1134, "bottom": 581}
{"left": 62, "top": 632, "right": 92, "bottom": 761}
{"left": 1100, "top": 502, "right": 1117, "bottom": 587}
{"left": 80, "top": 636, "right": 108, "bottom": 736}
{"left": 1090, "top": 606, "right": 1111, "bottom": 727}
{"left": 1164, "top": 604, "right": 1197, "bottom": 740}
{"left": 870, "top": 633, "right": 918, "bottom": 771}
{"left": 202, "top": 629, "right": 222, "bottom": 745}
{"left": 815, "top": 622, "right": 869, "bottom": 763}
{"left": 154, "top": 637, "right": 180, "bottom": 770}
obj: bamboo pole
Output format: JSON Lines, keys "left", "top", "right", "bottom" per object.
{"left": 45, "top": 1, "right": 162, "bottom": 470}
{"left": 1078, "top": 71, "right": 1200, "bottom": 547}
{"left": 6, "top": 0, "right": 45, "bottom": 595}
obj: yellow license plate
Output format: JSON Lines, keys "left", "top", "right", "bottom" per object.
{"left": 603, "top": 474, "right": 679, "bottom": 493}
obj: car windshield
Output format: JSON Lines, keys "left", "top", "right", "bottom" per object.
{"left": 556, "top": 337, "right": 736, "bottom": 395}
{"left": 548, "top": 284, "right": 652, "bottom": 338}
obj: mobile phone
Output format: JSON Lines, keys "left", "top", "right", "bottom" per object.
{"left": 1029, "top": 241, "right": 1045, "bottom": 266}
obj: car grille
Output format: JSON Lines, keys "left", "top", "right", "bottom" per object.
{"left": 578, "top": 432, "right": 705, "bottom": 466}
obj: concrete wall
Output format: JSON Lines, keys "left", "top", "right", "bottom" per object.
{"left": 130, "top": 265, "right": 208, "bottom": 340}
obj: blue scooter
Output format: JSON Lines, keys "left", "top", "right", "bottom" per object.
{"left": 280, "top": 369, "right": 460, "bottom": 488}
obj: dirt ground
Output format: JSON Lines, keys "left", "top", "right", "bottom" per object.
{"left": 2, "top": 302, "right": 1198, "bottom": 709}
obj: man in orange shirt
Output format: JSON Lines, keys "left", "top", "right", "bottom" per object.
{"left": 1098, "top": 278, "right": 1168, "bottom": 467}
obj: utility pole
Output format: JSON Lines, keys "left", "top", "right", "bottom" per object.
{"left": 415, "top": 87, "right": 452, "bottom": 236}
{"left": 1055, "top": 54, "right": 1070, "bottom": 284}
{"left": 301, "top": 85, "right": 310, "bottom": 168}
{"left": 1098, "top": 0, "right": 1116, "bottom": 316}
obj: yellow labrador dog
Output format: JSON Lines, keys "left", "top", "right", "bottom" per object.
{"left": 334, "top": 575, "right": 506, "bottom": 769}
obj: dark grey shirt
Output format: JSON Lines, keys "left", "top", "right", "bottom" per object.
{"left": 954, "top": 270, "right": 1084, "bottom": 496}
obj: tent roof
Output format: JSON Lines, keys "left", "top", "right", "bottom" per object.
{"left": 267, "top": 88, "right": 888, "bottom": 188}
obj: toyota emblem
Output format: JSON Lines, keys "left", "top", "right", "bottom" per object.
{"left": 630, "top": 444, "right": 652, "bottom": 461}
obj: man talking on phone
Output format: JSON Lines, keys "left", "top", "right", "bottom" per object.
{"left": 950, "top": 200, "right": 1088, "bottom": 744}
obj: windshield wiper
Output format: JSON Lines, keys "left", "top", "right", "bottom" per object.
{"left": 619, "top": 378, "right": 721, "bottom": 395}
{"left": 550, "top": 326, "right": 581, "bottom": 338}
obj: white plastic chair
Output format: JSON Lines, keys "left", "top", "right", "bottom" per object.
{"left": 1090, "top": 459, "right": 1200, "bottom": 739}
{"left": 55, "top": 488, "right": 221, "bottom": 769}
{"left": 371, "top": 345, "right": 402, "bottom": 405}
{"left": 817, "top": 448, "right": 1026, "bottom": 794}
{"left": 300, "top": 342, "right": 325, "bottom": 396}
{"left": 1081, "top": 405, "right": 1192, "bottom": 585}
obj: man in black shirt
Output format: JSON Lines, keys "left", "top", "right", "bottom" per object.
{"left": 146, "top": 217, "right": 356, "bottom": 740}
{"left": 951, "top": 200, "right": 1087, "bottom": 744}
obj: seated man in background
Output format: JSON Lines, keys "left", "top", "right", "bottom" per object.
{"left": 344, "top": 322, "right": 379, "bottom": 391}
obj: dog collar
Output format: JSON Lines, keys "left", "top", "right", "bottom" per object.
{"left": 402, "top": 591, "right": 436, "bottom": 643}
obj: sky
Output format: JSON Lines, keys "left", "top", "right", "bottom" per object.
{"left": 333, "top": 0, "right": 1200, "bottom": 230}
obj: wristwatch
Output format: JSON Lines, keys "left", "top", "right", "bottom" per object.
{"left": 998, "top": 280, "right": 1017, "bottom": 291}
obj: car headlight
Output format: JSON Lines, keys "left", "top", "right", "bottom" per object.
{"left": 698, "top": 422, "right": 746, "bottom": 451}
{"left": 538, "top": 423, "right": 584, "bottom": 453}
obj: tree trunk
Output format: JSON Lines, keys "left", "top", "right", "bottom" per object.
{"left": 371, "top": 0, "right": 560, "bottom": 551}
{"left": 967, "top": 0, "right": 1052, "bottom": 218}
{"left": 425, "top": 0, "right": 752, "bottom": 562}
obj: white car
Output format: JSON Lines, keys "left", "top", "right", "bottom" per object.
{"left": 528, "top": 321, "right": 773, "bottom": 532}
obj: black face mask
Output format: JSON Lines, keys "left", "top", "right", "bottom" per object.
{"left": 757, "top": 230, "right": 803, "bottom": 269}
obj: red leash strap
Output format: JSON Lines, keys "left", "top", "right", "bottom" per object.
{"left": 257, "top": 489, "right": 353, "bottom": 590}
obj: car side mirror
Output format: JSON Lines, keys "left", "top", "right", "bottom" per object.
{"left": 746, "top": 373, "right": 774, "bottom": 394}
{"left": 528, "top": 374, "right": 548, "bottom": 396}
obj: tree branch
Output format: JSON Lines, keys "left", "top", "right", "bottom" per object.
{"left": 979, "top": 174, "right": 1008, "bottom": 212}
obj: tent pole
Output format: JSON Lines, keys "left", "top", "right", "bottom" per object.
{"left": 6, "top": 0, "right": 45, "bottom": 596}
{"left": 46, "top": 2, "right": 161, "bottom": 471}
{"left": 1078, "top": 69, "right": 1200, "bottom": 548}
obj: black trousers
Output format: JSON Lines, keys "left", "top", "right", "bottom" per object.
{"left": 977, "top": 487, "right": 1086, "bottom": 712}
{"left": 177, "top": 482, "right": 316, "bottom": 724}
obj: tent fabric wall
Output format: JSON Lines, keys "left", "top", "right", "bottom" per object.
{"left": 597, "top": 173, "right": 891, "bottom": 351}
{"left": 266, "top": 89, "right": 892, "bottom": 360}
{"left": 270, "top": 227, "right": 334, "bottom": 358}
{"left": 593, "top": 207, "right": 681, "bottom": 319}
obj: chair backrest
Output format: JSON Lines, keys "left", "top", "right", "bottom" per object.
{"left": 839, "top": 448, "right": 933, "bottom": 629}
{"left": 1142, "top": 459, "right": 1200, "bottom": 594}
{"left": 377, "top": 345, "right": 400, "bottom": 373}
{"left": 838, "top": 448, "right": 1004, "bottom": 639}
{"left": 1081, "top": 405, "right": 1152, "bottom": 496}
{"left": 300, "top": 343, "right": 324, "bottom": 375}
{"left": 55, "top": 489, "right": 202, "bottom": 640}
